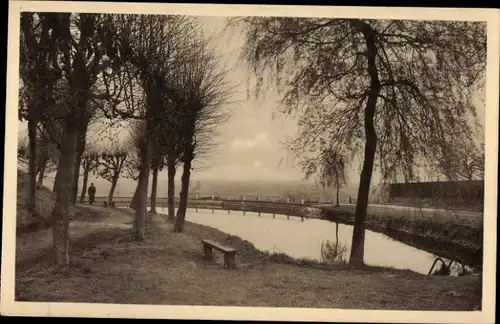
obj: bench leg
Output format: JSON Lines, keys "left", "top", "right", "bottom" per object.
{"left": 224, "top": 253, "right": 237, "bottom": 269}
{"left": 202, "top": 245, "right": 213, "bottom": 259}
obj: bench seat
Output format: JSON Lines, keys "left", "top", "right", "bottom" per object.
{"left": 202, "top": 239, "right": 237, "bottom": 269}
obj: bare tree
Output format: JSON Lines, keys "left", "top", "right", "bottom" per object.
{"left": 36, "top": 119, "right": 62, "bottom": 186}
{"left": 18, "top": 119, "right": 60, "bottom": 187}
{"left": 71, "top": 102, "right": 102, "bottom": 205}
{"left": 127, "top": 120, "right": 165, "bottom": 215}
{"left": 188, "top": 179, "right": 202, "bottom": 199}
{"left": 165, "top": 151, "right": 182, "bottom": 220}
{"left": 172, "top": 39, "right": 233, "bottom": 233}
{"left": 43, "top": 13, "right": 124, "bottom": 266}
{"left": 17, "top": 135, "right": 29, "bottom": 167}
{"left": 305, "top": 150, "right": 347, "bottom": 207}
{"left": 106, "top": 14, "right": 202, "bottom": 239}
{"left": 153, "top": 99, "right": 184, "bottom": 221}
{"left": 439, "top": 132, "right": 484, "bottom": 181}
{"left": 149, "top": 149, "right": 165, "bottom": 215}
{"left": 233, "top": 18, "right": 486, "bottom": 266}
{"left": 19, "top": 13, "right": 62, "bottom": 215}
{"left": 96, "top": 146, "right": 129, "bottom": 205}
{"left": 79, "top": 146, "right": 100, "bottom": 203}
{"left": 123, "top": 121, "right": 143, "bottom": 183}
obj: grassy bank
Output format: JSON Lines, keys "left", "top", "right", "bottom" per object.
{"left": 90, "top": 192, "right": 484, "bottom": 266}
{"left": 387, "top": 197, "right": 483, "bottom": 213}
{"left": 16, "top": 170, "right": 112, "bottom": 234}
{"left": 14, "top": 171, "right": 482, "bottom": 310}
{"left": 321, "top": 205, "right": 483, "bottom": 267}
{"left": 16, "top": 210, "right": 482, "bottom": 310}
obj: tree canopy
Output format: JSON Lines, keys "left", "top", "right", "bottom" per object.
{"left": 233, "top": 17, "right": 486, "bottom": 265}
{"left": 233, "top": 18, "right": 486, "bottom": 184}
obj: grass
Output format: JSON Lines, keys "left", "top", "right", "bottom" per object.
{"left": 16, "top": 169, "right": 58, "bottom": 231}
{"left": 16, "top": 212, "right": 483, "bottom": 310}
{"left": 14, "top": 171, "right": 482, "bottom": 310}
{"left": 16, "top": 205, "right": 136, "bottom": 268}
{"left": 322, "top": 204, "right": 483, "bottom": 250}
{"left": 16, "top": 170, "right": 109, "bottom": 234}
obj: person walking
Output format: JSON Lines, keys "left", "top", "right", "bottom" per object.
{"left": 88, "top": 183, "right": 96, "bottom": 205}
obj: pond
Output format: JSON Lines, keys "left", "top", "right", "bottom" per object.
{"left": 160, "top": 208, "right": 469, "bottom": 276}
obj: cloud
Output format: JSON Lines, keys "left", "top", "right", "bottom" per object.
{"left": 252, "top": 160, "right": 263, "bottom": 169}
{"left": 230, "top": 132, "right": 269, "bottom": 150}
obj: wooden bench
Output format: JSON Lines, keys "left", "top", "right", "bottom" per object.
{"left": 201, "top": 239, "right": 237, "bottom": 269}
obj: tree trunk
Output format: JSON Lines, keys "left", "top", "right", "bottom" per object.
{"left": 51, "top": 124, "right": 78, "bottom": 267}
{"left": 108, "top": 176, "right": 118, "bottom": 205}
{"left": 71, "top": 151, "right": 82, "bottom": 205}
{"left": 348, "top": 20, "right": 381, "bottom": 267}
{"left": 167, "top": 154, "right": 176, "bottom": 220}
{"left": 130, "top": 146, "right": 145, "bottom": 210}
{"left": 150, "top": 167, "right": 158, "bottom": 214}
{"left": 52, "top": 155, "right": 62, "bottom": 193}
{"left": 133, "top": 132, "right": 153, "bottom": 240}
{"left": 52, "top": 176, "right": 59, "bottom": 192}
{"left": 71, "top": 123, "right": 88, "bottom": 204}
{"left": 79, "top": 169, "right": 89, "bottom": 203}
{"left": 174, "top": 149, "right": 193, "bottom": 233}
{"left": 335, "top": 222, "right": 339, "bottom": 244}
{"left": 27, "top": 119, "right": 37, "bottom": 213}
{"left": 130, "top": 184, "right": 139, "bottom": 209}
{"left": 336, "top": 185, "right": 340, "bottom": 207}
{"left": 37, "top": 158, "right": 47, "bottom": 186}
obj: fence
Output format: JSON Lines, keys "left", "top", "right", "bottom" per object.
{"left": 91, "top": 194, "right": 348, "bottom": 206}
{"left": 90, "top": 195, "right": 324, "bottom": 220}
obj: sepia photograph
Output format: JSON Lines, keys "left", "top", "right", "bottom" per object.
{"left": 1, "top": 1, "right": 498, "bottom": 323}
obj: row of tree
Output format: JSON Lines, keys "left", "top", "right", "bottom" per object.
{"left": 19, "top": 13, "right": 486, "bottom": 269}
{"left": 18, "top": 136, "right": 125, "bottom": 204}
{"left": 19, "top": 13, "right": 231, "bottom": 267}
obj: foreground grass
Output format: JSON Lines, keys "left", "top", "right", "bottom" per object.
{"left": 16, "top": 210, "right": 482, "bottom": 310}
{"left": 16, "top": 205, "right": 135, "bottom": 268}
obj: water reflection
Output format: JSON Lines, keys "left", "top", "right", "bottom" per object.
{"left": 167, "top": 208, "right": 468, "bottom": 275}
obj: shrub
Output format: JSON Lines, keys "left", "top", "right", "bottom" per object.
{"left": 265, "top": 251, "right": 319, "bottom": 266}
{"left": 320, "top": 240, "right": 347, "bottom": 265}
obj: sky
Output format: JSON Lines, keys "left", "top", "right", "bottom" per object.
{"left": 184, "top": 16, "right": 306, "bottom": 182}
{"left": 189, "top": 16, "right": 487, "bottom": 185}
{"left": 17, "top": 15, "right": 486, "bottom": 186}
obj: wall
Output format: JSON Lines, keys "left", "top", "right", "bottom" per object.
{"left": 388, "top": 180, "right": 484, "bottom": 211}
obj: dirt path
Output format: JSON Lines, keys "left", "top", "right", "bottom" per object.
{"left": 16, "top": 205, "right": 134, "bottom": 265}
